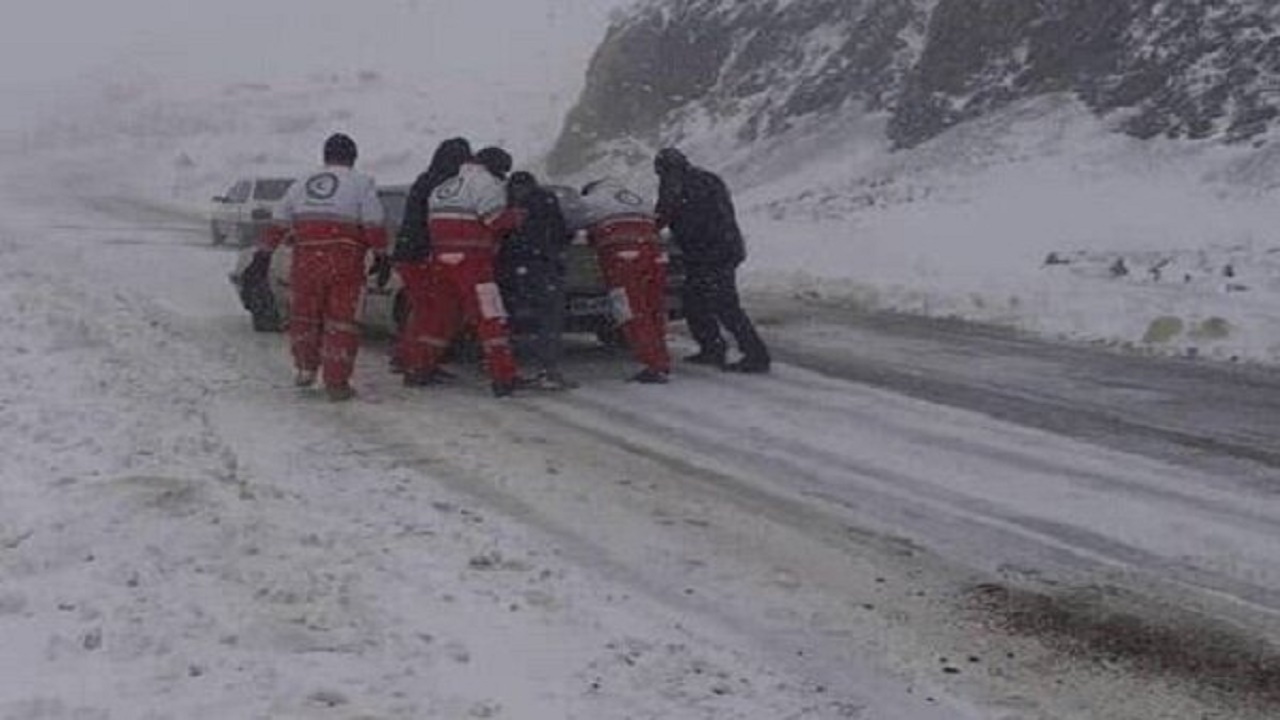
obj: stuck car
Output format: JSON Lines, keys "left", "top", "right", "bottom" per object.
{"left": 210, "top": 176, "right": 295, "bottom": 247}
{"left": 229, "top": 183, "right": 683, "bottom": 342}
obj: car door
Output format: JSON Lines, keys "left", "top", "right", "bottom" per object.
{"left": 217, "top": 179, "right": 251, "bottom": 236}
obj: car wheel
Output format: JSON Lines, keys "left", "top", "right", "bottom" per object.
{"left": 240, "top": 265, "right": 282, "bottom": 332}
{"left": 210, "top": 220, "right": 226, "bottom": 246}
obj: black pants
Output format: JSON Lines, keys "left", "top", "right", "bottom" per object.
{"left": 502, "top": 261, "right": 566, "bottom": 374}
{"left": 682, "top": 264, "right": 769, "bottom": 362}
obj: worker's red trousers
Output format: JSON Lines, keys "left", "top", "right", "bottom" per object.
{"left": 289, "top": 246, "right": 366, "bottom": 389}
{"left": 598, "top": 243, "right": 670, "bottom": 373}
{"left": 391, "top": 260, "right": 430, "bottom": 370}
{"left": 401, "top": 252, "right": 517, "bottom": 384}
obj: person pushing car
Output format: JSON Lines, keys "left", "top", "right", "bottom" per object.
{"left": 267, "top": 133, "right": 388, "bottom": 401}
{"left": 577, "top": 178, "right": 672, "bottom": 384}
{"left": 394, "top": 137, "right": 472, "bottom": 382}
{"left": 408, "top": 147, "right": 526, "bottom": 396}
{"left": 654, "top": 147, "right": 770, "bottom": 373}
{"left": 500, "top": 171, "right": 575, "bottom": 390}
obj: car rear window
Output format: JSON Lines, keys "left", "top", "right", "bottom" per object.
{"left": 253, "top": 179, "right": 294, "bottom": 201}
{"left": 379, "top": 191, "right": 407, "bottom": 228}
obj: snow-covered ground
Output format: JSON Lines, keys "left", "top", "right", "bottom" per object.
{"left": 2, "top": 182, "right": 979, "bottom": 719}
{"left": 4, "top": 5, "right": 1280, "bottom": 717}
{"left": 3, "top": 146, "right": 1280, "bottom": 717}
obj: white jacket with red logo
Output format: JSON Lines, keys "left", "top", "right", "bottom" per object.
{"left": 427, "top": 163, "right": 522, "bottom": 253}
{"left": 270, "top": 165, "right": 387, "bottom": 252}
{"left": 578, "top": 179, "right": 659, "bottom": 250}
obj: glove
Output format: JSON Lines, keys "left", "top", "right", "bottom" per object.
{"left": 370, "top": 254, "right": 392, "bottom": 288}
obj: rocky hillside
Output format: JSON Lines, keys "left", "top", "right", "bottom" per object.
{"left": 548, "top": 0, "right": 1280, "bottom": 176}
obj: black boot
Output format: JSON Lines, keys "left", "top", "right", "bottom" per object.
{"left": 725, "top": 356, "right": 770, "bottom": 374}
{"left": 628, "top": 368, "right": 670, "bottom": 384}
{"left": 682, "top": 350, "right": 725, "bottom": 368}
{"left": 404, "top": 368, "right": 456, "bottom": 387}
{"left": 491, "top": 380, "right": 517, "bottom": 398}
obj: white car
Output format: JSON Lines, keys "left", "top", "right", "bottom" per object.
{"left": 229, "top": 183, "right": 684, "bottom": 340}
{"left": 210, "top": 177, "right": 295, "bottom": 247}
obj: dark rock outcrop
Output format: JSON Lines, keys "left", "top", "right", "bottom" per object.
{"left": 548, "top": 0, "right": 1280, "bottom": 176}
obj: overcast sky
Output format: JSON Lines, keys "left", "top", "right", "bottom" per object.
{"left": 1, "top": 0, "right": 631, "bottom": 131}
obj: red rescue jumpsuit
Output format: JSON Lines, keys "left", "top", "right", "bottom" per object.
{"left": 269, "top": 166, "right": 387, "bottom": 390}
{"left": 401, "top": 163, "right": 523, "bottom": 384}
{"left": 580, "top": 182, "right": 671, "bottom": 374}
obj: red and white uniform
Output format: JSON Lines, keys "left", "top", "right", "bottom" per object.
{"left": 271, "top": 165, "right": 387, "bottom": 389}
{"left": 579, "top": 180, "right": 671, "bottom": 374}
{"left": 402, "top": 163, "right": 523, "bottom": 384}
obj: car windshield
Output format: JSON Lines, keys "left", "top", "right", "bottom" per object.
{"left": 253, "top": 178, "right": 294, "bottom": 201}
{"left": 379, "top": 190, "right": 407, "bottom": 230}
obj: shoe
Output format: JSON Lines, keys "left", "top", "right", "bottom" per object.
{"left": 725, "top": 357, "right": 771, "bottom": 374}
{"left": 326, "top": 384, "right": 356, "bottom": 402}
{"left": 294, "top": 369, "right": 317, "bottom": 387}
{"left": 491, "top": 380, "right": 517, "bottom": 398}
{"left": 403, "top": 368, "right": 456, "bottom": 387}
{"left": 683, "top": 350, "right": 726, "bottom": 368}
{"left": 528, "top": 371, "right": 577, "bottom": 391}
{"left": 628, "top": 368, "right": 670, "bottom": 384}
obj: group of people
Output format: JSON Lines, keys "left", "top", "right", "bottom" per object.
{"left": 267, "top": 133, "right": 771, "bottom": 401}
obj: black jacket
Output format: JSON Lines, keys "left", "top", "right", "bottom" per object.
{"left": 656, "top": 166, "right": 746, "bottom": 268}
{"left": 393, "top": 161, "right": 466, "bottom": 262}
{"left": 391, "top": 172, "right": 435, "bottom": 262}
{"left": 501, "top": 186, "right": 568, "bottom": 271}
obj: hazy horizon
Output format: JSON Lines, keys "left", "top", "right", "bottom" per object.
{"left": 2, "top": 0, "right": 630, "bottom": 133}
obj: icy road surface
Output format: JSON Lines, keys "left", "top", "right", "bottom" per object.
{"left": 2, "top": 187, "right": 1278, "bottom": 719}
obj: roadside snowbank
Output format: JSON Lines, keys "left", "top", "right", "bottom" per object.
{"left": 735, "top": 96, "right": 1280, "bottom": 365}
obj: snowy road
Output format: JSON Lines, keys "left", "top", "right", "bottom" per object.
{"left": 2, "top": 185, "right": 1279, "bottom": 718}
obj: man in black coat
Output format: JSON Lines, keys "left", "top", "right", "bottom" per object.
{"left": 654, "top": 148, "right": 770, "bottom": 373}
{"left": 500, "top": 171, "right": 575, "bottom": 390}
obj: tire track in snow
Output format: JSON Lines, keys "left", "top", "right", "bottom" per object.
{"left": 522, "top": 369, "right": 1280, "bottom": 637}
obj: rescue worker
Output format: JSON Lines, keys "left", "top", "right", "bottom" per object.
{"left": 578, "top": 178, "right": 671, "bottom": 383}
{"left": 654, "top": 147, "right": 771, "bottom": 373}
{"left": 501, "top": 171, "right": 575, "bottom": 390}
{"left": 408, "top": 151, "right": 526, "bottom": 396}
{"left": 268, "top": 133, "right": 388, "bottom": 401}
{"left": 393, "top": 137, "right": 472, "bottom": 380}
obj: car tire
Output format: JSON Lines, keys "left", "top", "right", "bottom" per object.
{"left": 211, "top": 220, "right": 226, "bottom": 246}
{"left": 240, "top": 263, "right": 282, "bottom": 332}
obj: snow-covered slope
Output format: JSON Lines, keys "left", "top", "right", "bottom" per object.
{"left": 736, "top": 95, "right": 1280, "bottom": 365}
{"left": 538, "top": 0, "right": 1280, "bottom": 365}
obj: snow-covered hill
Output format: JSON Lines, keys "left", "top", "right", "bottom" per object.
{"left": 540, "top": 0, "right": 1280, "bottom": 365}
